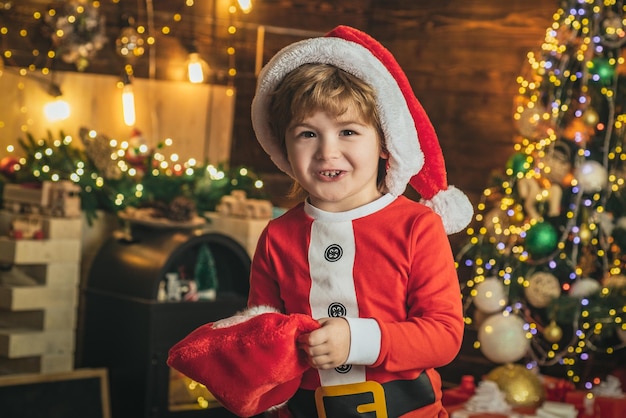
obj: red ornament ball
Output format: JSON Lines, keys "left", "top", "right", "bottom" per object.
{"left": 0, "top": 156, "right": 20, "bottom": 178}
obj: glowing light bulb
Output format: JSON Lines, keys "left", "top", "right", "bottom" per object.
{"left": 43, "top": 97, "right": 70, "bottom": 122}
{"left": 187, "top": 52, "right": 208, "bottom": 83}
{"left": 122, "top": 83, "right": 136, "bottom": 127}
{"left": 237, "top": 0, "right": 252, "bottom": 13}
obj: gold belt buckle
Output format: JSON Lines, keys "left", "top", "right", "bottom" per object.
{"left": 314, "top": 380, "right": 388, "bottom": 418}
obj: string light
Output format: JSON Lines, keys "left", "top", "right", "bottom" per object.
{"left": 186, "top": 50, "right": 208, "bottom": 83}
{"left": 236, "top": 0, "right": 252, "bottom": 14}
{"left": 43, "top": 82, "right": 70, "bottom": 122}
{"left": 120, "top": 68, "right": 136, "bottom": 127}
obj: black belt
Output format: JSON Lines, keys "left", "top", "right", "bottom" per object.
{"left": 288, "top": 371, "right": 436, "bottom": 418}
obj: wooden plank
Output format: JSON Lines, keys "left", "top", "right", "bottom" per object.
{"left": 0, "top": 328, "right": 74, "bottom": 358}
{"left": 0, "top": 328, "right": 45, "bottom": 358}
{"left": 0, "top": 308, "right": 76, "bottom": 331}
{"left": 39, "top": 354, "right": 74, "bottom": 374}
{"left": 18, "top": 263, "right": 80, "bottom": 287}
{"left": 0, "top": 238, "right": 81, "bottom": 264}
{"left": 0, "top": 311, "right": 44, "bottom": 330}
{"left": 41, "top": 329, "right": 75, "bottom": 356}
{"left": 42, "top": 307, "right": 77, "bottom": 330}
{"left": 0, "top": 356, "right": 41, "bottom": 375}
{"left": 44, "top": 217, "right": 83, "bottom": 240}
{"left": 0, "top": 367, "right": 104, "bottom": 385}
{"left": 0, "top": 212, "right": 11, "bottom": 237}
{"left": 0, "top": 211, "right": 82, "bottom": 239}
{"left": 0, "top": 354, "right": 74, "bottom": 375}
{"left": 0, "top": 285, "right": 78, "bottom": 311}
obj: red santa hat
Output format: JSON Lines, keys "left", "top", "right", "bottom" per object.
{"left": 251, "top": 25, "right": 473, "bottom": 234}
{"left": 167, "top": 307, "right": 320, "bottom": 417}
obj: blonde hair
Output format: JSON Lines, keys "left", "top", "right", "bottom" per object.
{"left": 268, "top": 63, "right": 388, "bottom": 197}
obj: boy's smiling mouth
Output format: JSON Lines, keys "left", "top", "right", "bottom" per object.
{"left": 319, "top": 170, "right": 343, "bottom": 178}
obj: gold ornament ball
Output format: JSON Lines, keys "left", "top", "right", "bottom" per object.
{"left": 525, "top": 272, "right": 561, "bottom": 308}
{"left": 579, "top": 224, "right": 592, "bottom": 245}
{"left": 543, "top": 320, "right": 563, "bottom": 343}
{"left": 484, "top": 208, "right": 510, "bottom": 241}
{"left": 511, "top": 204, "right": 525, "bottom": 224}
{"left": 582, "top": 108, "right": 600, "bottom": 127}
{"left": 517, "top": 106, "right": 546, "bottom": 139}
{"left": 485, "top": 364, "right": 545, "bottom": 407}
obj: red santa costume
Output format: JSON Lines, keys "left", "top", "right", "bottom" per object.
{"left": 249, "top": 195, "right": 463, "bottom": 417}
{"left": 168, "top": 25, "right": 474, "bottom": 418}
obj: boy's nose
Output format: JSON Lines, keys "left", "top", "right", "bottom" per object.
{"left": 316, "top": 137, "right": 341, "bottom": 159}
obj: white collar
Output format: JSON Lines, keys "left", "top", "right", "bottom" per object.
{"left": 304, "top": 194, "right": 396, "bottom": 222}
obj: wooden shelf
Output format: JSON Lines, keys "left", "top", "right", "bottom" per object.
{"left": 0, "top": 212, "right": 82, "bottom": 375}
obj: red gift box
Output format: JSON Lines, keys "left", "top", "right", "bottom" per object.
{"left": 594, "top": 396, "right": 625, "bottom": 418}
{"left": 444, "top": 375, "right": 625, "bottom": 418}
{"left": 443, "top": 376, "right": 476, "bottom": 407}
{"left": 564, "top": 391, "right": 626, "bottom": 418}
{"left": 445, "top": 403, "right": 536, "bottom": 417}
{"left": 543, "top": 375, "right": 576, "bottom": 402}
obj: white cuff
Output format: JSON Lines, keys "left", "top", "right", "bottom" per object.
{"left": 345, "top": 317, "right": 381, "bottom": 365}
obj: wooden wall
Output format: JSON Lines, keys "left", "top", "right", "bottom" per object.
{"left": 2, "top": 0, "right": 559, "bottom": 211}
{"left": 228, "top": 0, "right": 557, "bottom": 209}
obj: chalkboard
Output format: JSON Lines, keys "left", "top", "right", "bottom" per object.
{"left": 0, "top": 368, "right": 110, "bottom": 418}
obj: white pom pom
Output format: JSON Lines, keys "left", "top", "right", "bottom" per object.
{"left": 422, "top": 186, "right": 474, "bottom": 234}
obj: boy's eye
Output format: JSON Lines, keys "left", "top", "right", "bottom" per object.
{"left": 341, "top": 129, "right": 356, "bottom": 136}
{"left": 297, "top": 131, "right": 316, "bottom": 138}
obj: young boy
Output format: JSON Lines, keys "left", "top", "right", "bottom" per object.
{"left": 247, "top": 25, "right": 474, "bottom": 417}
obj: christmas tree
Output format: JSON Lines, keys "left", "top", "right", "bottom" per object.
{"left": 457, "top": 0, "right": 626, "bottom": 390}
{"left": 194, "top": 243, "right": 219, "bottom": 300}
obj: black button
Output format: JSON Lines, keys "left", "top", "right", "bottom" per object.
{"left": 335, "top": 364, "right": 352, "bottom": 374}
{"left": 328, "top": 302, "right": 347, "bottom": 317}
{"left": 324, "top": 244, "right": 343, "bottom": 262}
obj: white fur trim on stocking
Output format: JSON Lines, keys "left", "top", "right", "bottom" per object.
{"left": 211, "top": 305, "right": 281, "bottom": 329}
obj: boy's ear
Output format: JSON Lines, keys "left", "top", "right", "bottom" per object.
{"left": 379, "top": 142, "right": 390, "bottom": 159}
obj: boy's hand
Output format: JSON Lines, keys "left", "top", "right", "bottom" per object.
{"left": 297, "top": 317, "right": 350, "bottom": 369}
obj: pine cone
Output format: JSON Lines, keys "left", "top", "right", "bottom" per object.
{"left": 141, "top": 200, "right": 169, "bottom": 218}
{"left": 167, "top": 196, "right": 196, "bottom": 222}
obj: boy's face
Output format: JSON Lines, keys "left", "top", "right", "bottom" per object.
{"left": 285, "top": 108, "right": 387, "bottom": 212}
